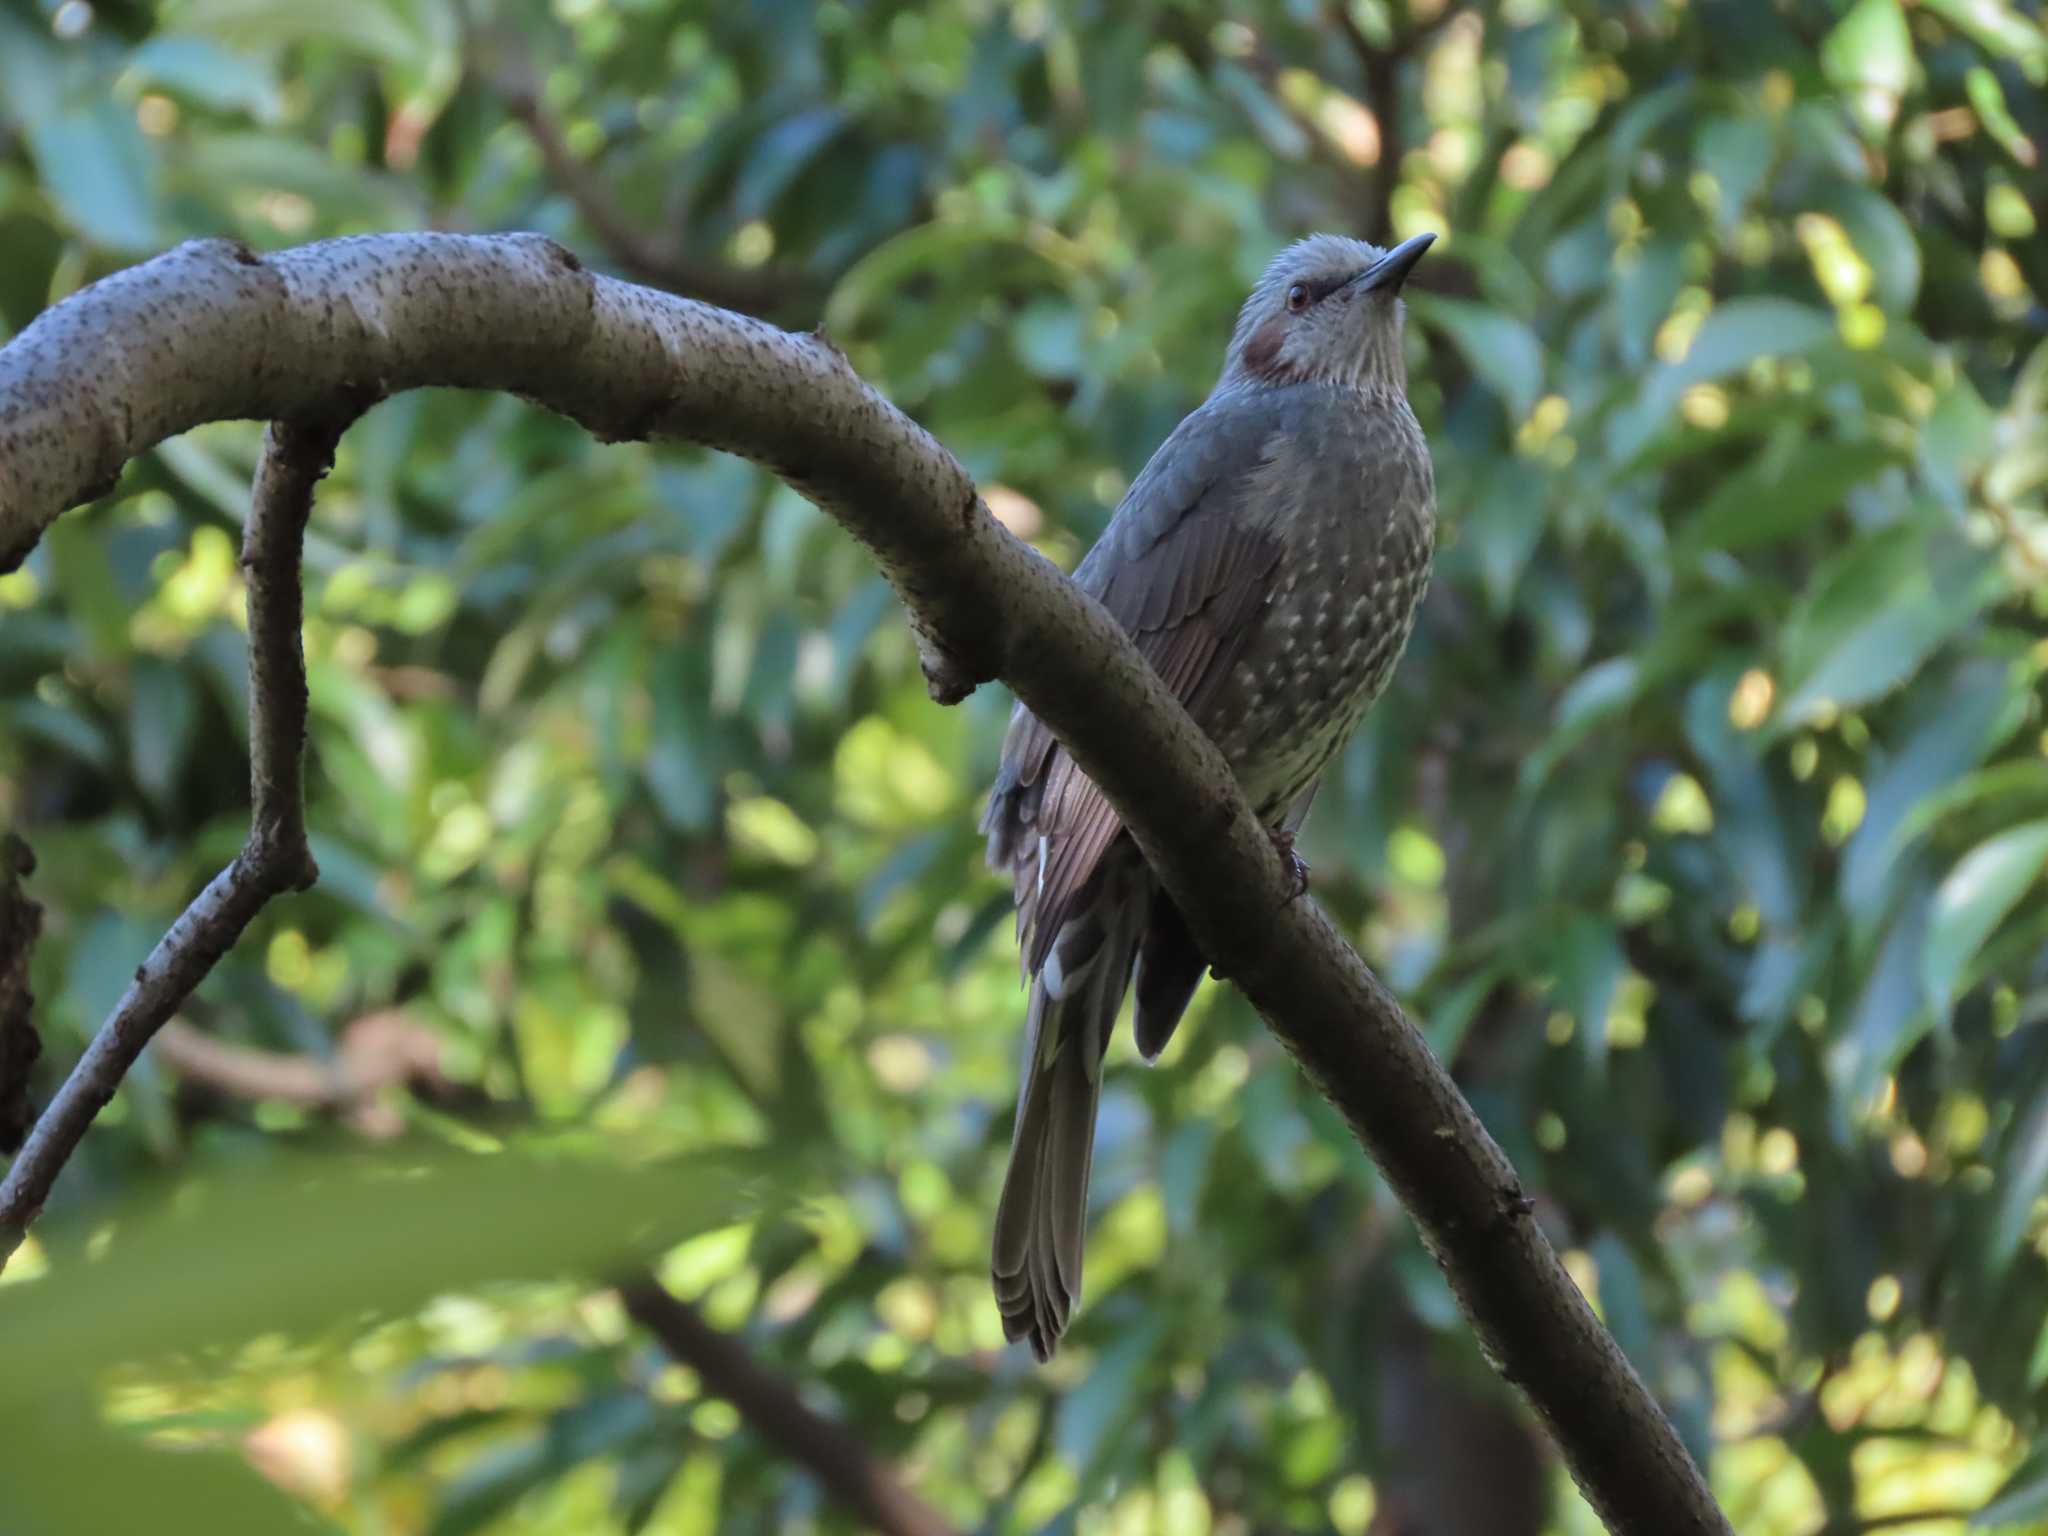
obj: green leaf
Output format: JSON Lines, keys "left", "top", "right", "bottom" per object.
{"left": 1424, "top": 967, "right": 1500, "bottom": 1065}
{"left": 1774, "top": 524, "right": 2005, "bottom": 729}
{"left": 178, "top": 133, "right": 416, "bottom": 235}
{"left": 646, "top": 638, "right": 721, "bottom": 831}
{"left": 1056, "top": 1313, "right": 1166, "bottom": 1474}
{"left": 1919, "top": 0, "right": 2048, "bottom": 81}
{"left": 1991, "top": 1090, "right": 2048, "bottom": 1274}
{"left": 428, "top": 1432, "right": 556, "bottom": 1536}
{"left": 430, "top": 1395, "right": 660, "bottom": 1536}
{"left": 1615, "top": 236, "right": 1686, "bottom": 368}
{"left": 1603, "top": 79, "right": 1697, "bottom": 186}
{"left": 1553, "top": 914, "right": 1625, "bottom": 1070}
{"left": 45, "top": 514, "right": 129, "bottom": 658}
{"left": 1517, "top": 656, "right": 1641, "bottom": 800}
{"left": 0, "top": 1150, "right": 757, "bottom": 1534}
{"left": 63, "top": 910, "right": 162, "bottom": 1039}
{"left": 1921, "top": 372, "right": 1998, "bottom": 507}
{"left": 1609, "top": 300, "right": 1836, "bottom": 459}
{"left": 1213, "top": 62, "right": 1311, "bottom": 159}
{"left": 1821, "top": 0, "right": 1913, "bottom": 103}
{"left": 1680, "top": 439, "right": 1896, "bottom": 557}
{"left": 1813, "top": 183, "right": 1922, "bottom": 313}
{"left": 1696, "top": 115, "right": 1774, "bottom": 234}
{"left": 823, "top": 223, "right": 1066, "bottom": 335}
{"left": 3, "top": 1393, "right": 333, "bottom": 1536}
{"left": 166, "top": 0, "right": 427, "bottom": 71}
{"left": 1591, "top": 1234, "right": 1655, "bottom": 1379}
{"left": 1457, "top": 458, "right": 1551, "bottom": 616}
{"left": 1411, "top": 296, "right": 1544, "bottom": 418}
{"left": 1671, "top": 301, "right": 1834, "bottom": 386}
{"left": 1013, "top": 298, "right": 1087, "bottom": 379}
{"left": 1841, "top": 660, "right": 2020, "bottom": 930}
{"left": 1159, "top": 1119, "right": 1216, "bottom": 1241}
{"left": 129, "top": 658, "right": 198, "bottom": 807}
{"left": 0, "top": 1146, "right": 766, "bottom": 1394}
{"left": 1922, "top": 820, "right": 2048, "bottom": 1010}
{"left": 1966, "top": 65, "right": 2041, "bottom": 166}
{"left": 1827, "top": 877, "right": 1934, "bottom": 1108}
{"left": 125, "top": 36, "right": 281, "bottom": 118}
{"left": 25, "top": 98, "right": 158, "bottom": 251}
{"left": 732, "top": 108, "right": 847, "bottom": 218}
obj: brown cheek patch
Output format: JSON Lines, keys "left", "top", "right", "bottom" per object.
{"left": 1241, "top": 319, "right": 1297, "bottom": 382}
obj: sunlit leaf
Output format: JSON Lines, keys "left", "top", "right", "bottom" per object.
{"left": 0, "top": 1147, "right": 769, "bottom": 1392}
{"left": 1814, "top": 183, "right": 1922, "bottom": 313}
{"left": 1821, "top": 0, "right": 1914, "bottom": 121}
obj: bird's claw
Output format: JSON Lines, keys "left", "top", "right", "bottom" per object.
{"left": 1271, "top": 828, "right": 1310, "bottom": 899}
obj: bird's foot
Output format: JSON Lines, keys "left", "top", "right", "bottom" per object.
{"left": 1270, "top": 828, "right": 1310, "bottom": 899}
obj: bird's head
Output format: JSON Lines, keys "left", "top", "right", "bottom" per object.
{"left": 1221, "top": 231, "right": 1434, "bottom": 393}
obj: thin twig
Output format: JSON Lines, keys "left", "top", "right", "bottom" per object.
{"left": 0, "top": 410, "right": 354, "bottom": 1264}
{"left": 1740, "top": 1350, "right": 1845, "bottom": 1443}
{"left": 618, "top": 1279, "right": 956, "bottom": 1536}
{"left": 1821, "top": 1508, "right": 1978, "bottom": 1535}
{"left": 154, "top": 1010, "right": 448, "bottom": 1139}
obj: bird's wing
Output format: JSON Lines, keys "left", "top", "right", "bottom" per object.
{"left": 982, "top": 395, "right": 1292, "bottom": 976}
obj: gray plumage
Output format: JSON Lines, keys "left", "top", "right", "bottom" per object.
{"left": 982, "top": 232, "right": 1440, "bottom": 1359}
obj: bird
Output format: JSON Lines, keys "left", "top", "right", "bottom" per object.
{"left": 980, "top": 231, "right": 1439, "bottom": 1359}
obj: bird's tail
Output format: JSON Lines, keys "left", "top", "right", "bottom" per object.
{"left": 991, "top": 893, "right": 1142, "bottom": 1359}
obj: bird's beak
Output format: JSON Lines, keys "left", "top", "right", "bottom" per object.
{"left": 1347, "top": 232, "right": 1436, "bottom": 295}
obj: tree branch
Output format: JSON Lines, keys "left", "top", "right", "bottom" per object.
{"left": 1328, "top": 1, "right": 1460, "bottom": 243}
{"left": 0, "top": 834, "right": 42, "bottom": 1153}
{"left": 0, "top": 233, "right": 1731, "bottom": 1535}
{"left": 153, "top": 1011, "right": 448, "bottom": 1138}
{"left": 0, "top": 406, "right": 350, "bottom": 1264}
{"left": 618, "top": 1280, "right": 955, "bottom": 1536}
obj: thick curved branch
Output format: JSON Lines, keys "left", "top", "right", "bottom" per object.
{"left": 0, "top": 408, "right": 349, "bottom": 1263}
{"left": 618, "top": 1280, "right": 954, "bottom": 1536}
{"left": 0, "top": 234, "right": 1730, "bottom": 1535}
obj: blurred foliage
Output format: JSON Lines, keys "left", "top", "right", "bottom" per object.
{"left": 2, "top": 0, "right": 2047, "bottom": 1532}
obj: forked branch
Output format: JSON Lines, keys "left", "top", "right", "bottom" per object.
{"left": 0, "top": 410, "right": 352, "bottom": 1266}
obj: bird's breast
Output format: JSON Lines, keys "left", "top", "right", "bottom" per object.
{"left": 1200, "top": 431, "right": 1434, "bottom": 816}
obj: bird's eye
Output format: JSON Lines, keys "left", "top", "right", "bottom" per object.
{"left": 1286, "top": 282, "right": 1309, "bottom": 312}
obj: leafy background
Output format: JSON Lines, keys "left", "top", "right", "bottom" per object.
{"left": 1, "top": 0, "right": 2046, "bottom": 1531}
